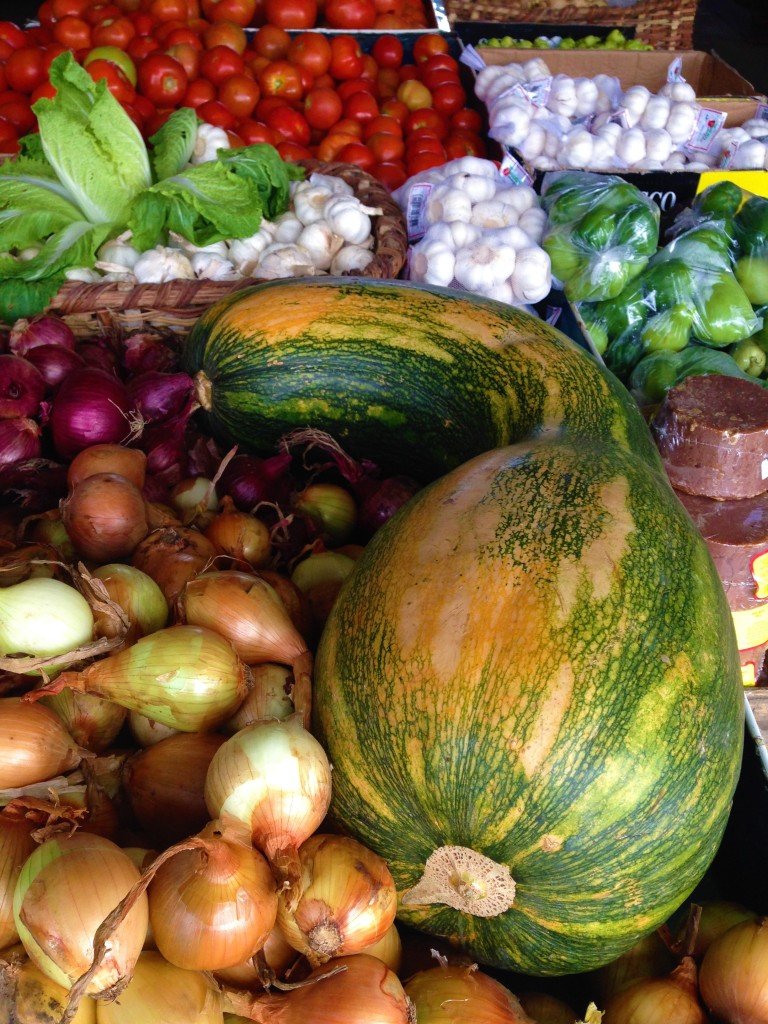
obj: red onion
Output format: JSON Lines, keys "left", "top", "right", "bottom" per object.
{"left": 122, "top": 332, "right": 181, "bottom": 375}
{"left": 0, "top": 458, "right": 68, "bottom": 512}
{"left": 216, "top": 452, "right": 293, "bottom": 512}
{"left": 25, "top": 345, "right": 86, "bottom": 392}
{"left": 357, "top": 475, "right": 422, "bottom": 537}
{"left": 75, "top": 338, "right": 119, "bottom": 374}
{"left": 8, "top": 315, "right": 77, "bottom": 356}
{"left": 186, "top": 431, "right": 226, "bottom": 479}
{"left": 0, "top": 417, "right": 42, "bottom": 468}
{"left": 128, "top": 371, "right": 194, "bottom": 423}
{"left": 0, "top": 354, "right": 46, "bottom": 420}
{"left": 49, "top": 367, "right": 138, "bottom": 460}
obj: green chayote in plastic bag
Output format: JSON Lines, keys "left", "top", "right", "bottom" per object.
{"left": 629, "top": 345, "right": 768, "bottom": 406}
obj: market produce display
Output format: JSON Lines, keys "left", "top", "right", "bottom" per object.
{"left": 477, "top": 29, "right": 653, "bottom": 51}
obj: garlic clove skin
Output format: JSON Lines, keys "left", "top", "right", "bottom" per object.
{"left": 426, "top": 185, "right": 473, "bottom": 225}
{"left": 408, "top": 236, "right": 456, "bottom": 287}
{"left": 273, "top": 212, "right": 305, "bottom": 244}
{"left": 453, "top": 240, "right": 518, "bottom": 292}
{"left": 255, "top": 243, "right": 319, "bottom": 279}
{"left": 190, "top": 252, "right": 242, "bottom": 281}
{"left": 330, "top": 245, "right": 375, "bottom": 276}
{"left": 511, "top": 246, "right": 552, "bottom": 304}
{"left": 133, "top": 246, "right": 196, "bottom": 284}
{"left": 517, "top": 206, "right": 547, "bottom": 244}
{"left": 307, "top": 172, "right": 354, "bottom": 197}
{"left": 470, "top": 200, "right": 520, "bottom": 230}
{"left": 295, "top": 222, "right": 345, "bottom": 271}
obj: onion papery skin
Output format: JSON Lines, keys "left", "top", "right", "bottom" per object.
{"left": 590, "top": 929, "right": 677, "bottom": 1001}
{"left": 131, "top": 527, "right": 220, "bottom": 605}
{"left": 204, "top": 499, "right": 272, "bottom": 569}
{"left": 0, "top": 805, "right": 39, "bottom": 949}
{"left": 92, "top": 563, "right": 169, "bottom": 643}
{"left": 67, "top": 444, "right": 147, "bottom": 491}
{"left": 127, "top": 371, "right": 195, "bottom": 423}
{"left": 404, "top": 964, "right": 536, "bottom": 1024}
{"left": 226, "top": 952, "right": 413, "bottom": 1024}
{"left": 123, "top": 733, "right": 227, "bottom": 849}
{"left": 9, "top": 315, "right": 77, "bottom": 355}
{"left": 0, "top": 699, "right": 84, "bottom": 788}
{"left": 213, "top": 926, "right": 299, "bottom": 989}
{"left": 61, "top": 472, "right": 151, "bottom": 564}
{"left": 0, "top": 576, "right": 94, "bottom": 661}
{"left": 223, "top": 663, "right": 295, "bottom": 732}
{"left": 215, "top": 452, "right": 293, "bottom": 513}
{"left": 25, "top": 344, "right": 86, "bottom": 391}
{"left": 49, "top": 368, "right": 137, "bottom": 460}
{"left": 517, "top": 991, "right": 581, "bottom": 1024}
{"left": 602, "top": 957, "right": 707, "bottom": 1024}
{"left": 0, "top": 542, "right": 60, "bottom": 586}
{"left": 276, "top": 833, "right": 398, "bottom": 965}
{"left": 684, "top": 900, "right": 760, "bottom": 961}
{"left": 12, "top": 832, "right": 148, "bottom": 994}
{"left": 128, "top": 711, "right": 178, "bottom": 748}
{"left": 40, "top": 689, "right": 127, "bottom": 753}
{"left": 40, "top": 624, "right": 251, "bottom": 733}
{"left": 365, "top": 922, "right": 404, "bottom": 975}
{"left": 0, "top": 354, "right": 45, "bottom": 420}
{"left": 0, "top": 417, "right": 42, "bottom": 469}
{"left": 204, "top": 716, "right": 332, "bottom": 902}
{"left": 148, "top": 821, "right": 279, "bottom": 971}
{"left": 699, "top": 917, "right": 768, "bottom": 1024}
{"left": 94, "top": 950, "right": 223, "bottom": 1024}
{"left": 5, "top": 957, "right": 97, "bottom": 1024}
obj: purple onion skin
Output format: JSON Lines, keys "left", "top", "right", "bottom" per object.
{"left": 0, "top": 354, "right": 47, "bottom": 421}
{"left": 0, "top": 417, "right": 42, "bottom": 469}
{"left": 8, "top": 315, "right": 77, "bottom": 356}
{"left": 128, "top": 371, "right": 194, "bottom": 424}
{"left": 357, "top": 475, "right": 422, "bottom": 538}
{"left": 48, "top": 367, "right": 137, "bottom": 460}
{"left": 216, "top": 451, "right": 293, "bottom": 512}
{"left": 25, "top": 345, "right": 86, "bottom": 393}
{"left": 122, "top": 333, "right": 180, "bottom": 375}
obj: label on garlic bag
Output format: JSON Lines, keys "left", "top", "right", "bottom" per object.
{"left": 404, "top": 182, "right": 433, "bottom": 242}
{"left": 499, "top": 149, "right": 535, "bottom": 186}
{"left": 520, "top": 77, "right": 551, "bottom": 108}
{"left": 756, "top": 102, "right": 768, "bottom": 121}
{"left": 685, "top": 107, "right": 727, "bottom": 153}
{"left": 719, "top": 139, "right": 741, "bottom": 168}
{"left": 606, "top": 107, "right": 631, "bottom": 128}
{"left": 459, "top": 44, "right": 486, "bottom": 72}
{"left": 666, "top": 57, "right": 685, "bottom": 82}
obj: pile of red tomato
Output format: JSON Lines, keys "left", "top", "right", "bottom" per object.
{"left": 0, "top": 0, "right": 487, "bottom": 189}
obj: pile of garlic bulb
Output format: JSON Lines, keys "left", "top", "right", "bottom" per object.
{"left": 713, "top": 118, "right": 768, "bottom": 169}
{"left": 474, "top": 57, "right": 738, "bottom": 174}
{"left": 65, "top": 172, "right": 381, "bottom": 287}
{"left": 393, "top": 155, "right": 551, "bottom": 306}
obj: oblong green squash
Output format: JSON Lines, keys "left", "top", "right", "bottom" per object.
{"left": 313, "top": 438, "right": 744, "bottom": 976}
{"left": 181, "top": 277, "right": 661, "bottom": 482}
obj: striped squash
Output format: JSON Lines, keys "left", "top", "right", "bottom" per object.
{"left": 181, "top": 277, "right": 661, "bottom": 482}
{"left": 313, "top": 438, "right": 744, "bottom": 976}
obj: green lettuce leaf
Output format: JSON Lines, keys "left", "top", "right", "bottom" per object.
{"left": 149, "top": 107, "right": 199, "bottom": 181}
{"left": 0, "top": 219, "right": 114, "bottom": 281}
{"left": 128, "top": 160, "right": 264, "bottom": 250}
{"left": 0, "top": 172, "right": 85, "bottom": 252}
{"left": 33, "top": 51, "right": 152, "bottom": 225}
{"left": 217, "top": 143, "right": 304, "bottom": 220}
{"left": 0, "top": 277, "right": 66, "bottom": 324}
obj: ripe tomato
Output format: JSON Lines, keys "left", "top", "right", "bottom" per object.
{"left": 30, "top": 80, "right": 57, "bottom": 103}
{"left": 444, "top": 129, "right": 485, "bottom": 159}
{"left": 252, "top": 24, "right": 291, "bottom": 59}
{"left": 91, "top": 15, "right": 136, "bottom": 48}
{"left": 52, "top": 16, "right": 92, "bottom": 49}
{"left": 165, "top": 42, "right": 200, "bottom": 78}
{"left": 431, "top": 81, "right": 465, "bottom": 118}
{"left": 237, "top": 117, "right": 275, "bottom": 144}
{"left": 335, "top": 140, "right": 375, "bottom": 171}
{"left": 218, "top": 72, "right": 260, "bottom": 118}
{"left": 375, "top": 67, "right": 400, "bottom": 99}
{"left": 419, "top": 52, "right": 459, "bottom": 76}
{"left": 379, "top": 96, "right": 408, "bottom": 124}
{"left": 419, "top": 66, "right": 460, "bottom": 92}
{"left": 397, "top": 63, "right": 419, "bottom": 82}
{"left": 336, "top": 77, "right": 375, "bottom": 101}
{"left": 128, "top": 35, "right": 161, "bottom": 60}
{"left": 396, "top": 79, "right": 431, "bottom": 111}
{"left": 201, "top": 0, "right": 256, "bottom": 24}
{"left": 131, "top": 12, "right": 158, "bottom": 34}
{"left": 450, "top": 106, "right": 483, "bottom": 134}
{"left": 316, "top": 129, "right": 358, "bottom": 161}
{"left": 0, "top": 22, "right": 28, "bottom": 49}
{"left": 163, "top": 26, "right": 203, "bottom": 46}
{"left": 276, "top": 139, "right": 313, "bottom": 161}
{"left": 303, "top": 86, "right": 342, "bottom": 130}
{"left": 83, "top": 4, "right": 122, "bottom": 26}
{"left": 404, "top": 105, "right": 446, "bottom": 138}
{"left": 200, "top": 45, "right": 246, "bottom": 85}
{"left": 324, "top": 0, "right": 376, "bottom": 28}
{"left": 182, "top": 76, "right": 216, "bottom": 107}
{"left": 255, "top": 94, "right": 290, "bottom": 120}
{"left": 362, "top": 114, "right": 402, "bottom": 139}
{"left": 263, "top": 0, "right": 317, "bottom": 28}
{"left": 202, "top": 20, "right": 247, "bottom": 53}
{"left": 373, "top": 0, "right": 404, "bottom": 15}
{"left": 329, "top": 35, "right": 363, "bottom": 80}
{"left": 288, "top": 32, "right": 331, "bottom": 79}
{"left": 371, "top": 159, "right": 406, "bottom": 189}
{"left": 366, "top": 130, "right": 404, "bottom": 163}
{"left": 265, "top": 104, "right": 310, "bottom": 145}
{"left": 0, "top": 118, "right": 19, "bottom": 155}
{"left": 373, "top": 12, "right": 410, "bottom": 27}
{"left": 343, "top": 90, "right": 379, "bottom": 123}
{"left": 0, "top": 96, "right": 35, "bottom": 134}
{"left": 137, "top": 52, "right": 188, "bottom": 105}
{"left": 412, "top": 32, "right": 450, "bottom": 63}
{"left": 370, "top": 34, "right": 403, "bottom": 69}
{"left": 86, "top": 58, "right": 137, "bottom": 103}
{"left": 84, "top": 45, "right": 138, "bottom": 83}
{"left": 258, "top": 59, "right": 303, "bottom": 100}
{"left": 4, "top": 47, "right": 47, "bottom": 95}
{"left": 197, "top": 98, "right": 238, "bottom": 129}
{"left": 406, "top": 149, "right": 444, "bottom": 174}
{"left": 143, "top": 106, "right": 175, "bottom": 135}
{"left": 149, "top": 0, "right": 189, "bottom": 19}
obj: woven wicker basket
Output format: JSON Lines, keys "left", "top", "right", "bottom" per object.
{"left": 45, "top": 159, "right": 409, "bottom": 339}
{"left": 446, "top": 0, "right": 698, "bottom": 50}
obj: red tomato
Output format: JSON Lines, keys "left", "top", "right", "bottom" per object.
{"left": 376, "top": 67, "right": 400, "bottom": 99}
{"left": 218, "top": 72, "right": 260, "bottom": 118}
{"left": 276, "top": 139, "right": 313, "bottom": 161}
{"left": 406, "top": 149, "right": 444, "bottom": 174}
{"left": 366, "top": 130, "right": 404, "bottom": 163}
{"left": 51, "top": 0, "right": 89, "bottom": 16}
{"left": 254, "top": 93, "right": 290, "bottom": 120}
{"left": 287, "top": 32, "right": 331, "bottom": 79}
{"left": 36, "top": 3, "right": 57, "bottom": 26}
{"left": 200, "top": 45, "right": 245, "bottom": 85}
{"left": 162, "top": 26, "right": 202, "bottom": 46}
{"left": 86, "top": 58, "right": 137, "bottom": 103}
{"left": 252, "top": 24, "right": 291, "bottom": 59}
{"left": 371, "top": 159, "right": 406, "bottom": 189}
{"left": 131, "top": 11, "right": 158, "bottom": 34}
{"left": 132, "top": 92, "right": 155, "bottom": 120}
{"left": 419, "top": 66, "right": 460, "bottom": 92}
{"left": 328, "top": 35, "right": 363, "bottom": 80}
{"left": 419, "top": 52, "right": 459, "bottom": 76}
{"left": 0, "top": 41, "right": 13, "bottom": 62}
{"left": 137, "top": 52, "right": 188, "bottom": 105}
{"left": 201, "top": 0, "right": 256, "bottom": 24}
{"left": 404, "top": 105, "right": 446, "bottom": 139}
{"left": 149, "top": 0, "right": 189, "bottom": 19}
{"left": 335, "top": 140, "right": 374, "bottom": 171}
{"left": 236, "top": 117, "right": 275, "bottom": 144}
{"left": 265, "top": 103, "right": 310, "bottom": 145}
{"left": 83, "top": 4, "right": 121, "bottom": 26}
{"left": 0, "top": 96, "right": 35, "bottom": 134}
{"left": 431, "top": 80, "right": 465, "bottom": 118}
{"left": 143, "top": 106, "right": 175, "bottom": 135}
{"left": 412, "top": 32, "right": 450, "bottom": 63}
{"left": 316, "top": 129, "right": 358, "bottom": 161}
{"left": 197, "top": 98, "right": 238, "bottom": 129}
{"left": 30, "top": 80, "right": 56, "bottom": 102}
{"left": 327, "top": 115, "right": 362, "bottom": 137}
{"left": 263, "top": 0, "right": 317, "bottom": 28}
{"left": 370, "top": 34, "right": 403, "bottom": 69}
{"left": 379, "top": 96, "right": 408, "bottom": 124}
{"left": 258, "top": 59, "right": 303, "bottom": 100}
{"left": 303, "top": 85, "right": 342, "bottom": 130}
{"left": 444, "top": 129, "right": 485, "bottom": 159}
{"left": 373, "top": 0, "right": 404, "bottom": 15}
{"left": 0, "top": 22, "right": 27, "bottom": 49}
{"left": 397, "top": 63, "right": 419, "bottom": 82}
{"left": 202, "top": 20, "right": 247, "bottom": 53}
{"left": 52, "top": 16, "right": 92, "bottom": 49}
{"left": 343, "top": 89, "right": 378, "bottom": 123}
{"left": 0, "top": 117, "right": 19, "bottom": 155}
{"left": 181, "top": 76, "right": 216, "bottom": 107}
{"left": 128, "top": 35, "right": 161, "bottom": 59}
{"left": 91, "top": 14, "right": 135, "bottom": 47}
{"left": 165, "top": 42, "right": 200, "bottom": 78}
{"left": 4, "top": 47, "right": 47, "bottom": 95}
{"left": 336, "top": 77, "right": 375, "bottom": 101}
{"left": 84, "top": 45, "right": 138, "bottom": 83}
{"left": 360, "top": 54, "right": 378, "bottom": 81}
{"left": 324, "top": 0, "right": 375, "bottom": 28}
{"left": 373, "top": 12, "right": 410, "bottom": 27}
{"left": 362, "top": 113, "right": 402, "bottom": 139}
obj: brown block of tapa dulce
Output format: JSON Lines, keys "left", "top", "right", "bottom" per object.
{"left": 651, "top": 375, "right": 768, "bottom": 500}
{"left": 675, "top": 488, "right": 768, "bottom": 686}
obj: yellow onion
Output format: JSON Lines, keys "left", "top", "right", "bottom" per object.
{"left": 699, "top": 916, "right": 768, "bottom": 1024}
{"left": 0, "top": 802, "right": 43, "bottom": 949}
{"left": 0, "top": 577, "right": 94, "bottom": 662}
{"left": 128, "top": 711, "right": 178, "bottom": 747}
{"left": 293, "top": 482, "right": 358, "bottom": 546}
{"left": 94, "top": 950, "right": 223, "bottom": 1024}
{"left": 0, "top": 698, "right": 85, "bottom": 789}
{"left": 91, "top": 563, "right": 169, "bottom": 643}
{"left": 204, "top": 716, "right": 332, "bottom": 908}
{"left": 61, "top": 472, "right": 150, "bottom": 563}
{"left": 176, "top": 571, "right": 313, "bottom": 728}
{"left": 277, "top": 834, "right": 397, "bottom": 966}
{"left": 67, "top": 444, "right": 147, "bottom": 491}
{"left": 23, "top": 509, "right": 77, "bottom": 562}
{"left": 682, "top": 899, "right": 759, "bottom": 961}
{"left": 28, "top": 624, "right": 251, "bottom": 732}
{"left": 364, "top": 922, "right": 403, "bottom": 974}
{"left": 12, "top": 831, "right": 148, "bottom": 996}
{"left": 131, "top": 526, "right": 219, "bottom": 605}
{"left": 204, "top": 497, "right": 272, "bottom": 569}
{"left": 122, "top": 732, "right": 227, "bottom": 848}
{"left": 518, "top": 991, "right": 580, "bottom": 1024}
{"left": 602, "top": 956, "right": 706, "bottom": 1024}
{"left": 213, "top": 927, "right": 300, "bottom": 990}
{"left": 146, "top": 820, "right": 278, "bottom": 972}
{"left": 590, "top": 928, "right": 676, "bottom": 1001}
{"left": 1, "top": 956, "right": 97, "bottom": 1024}
{"left": 223, "top": 953, "right": 412, "bottom": 1023}
{"left": 222, "top": 663, "right": 295, "bottom": 732}
{"left": 256, "top": 570, "right": 313, "bottom": 639}
{"left": 40, "top": 690, "right": 127, "bottom": 753}
{"left": 0, "top": 542, "right": 61, "bottom": 586}
{"left": 290, "top": 550, "right": 357, "bottom": 633}
{"left": 404, "top": 963, "right": 536, "bottom": 1023}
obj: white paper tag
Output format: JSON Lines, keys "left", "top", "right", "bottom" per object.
{"left": 404, "top": 182, "right": 433, "bottom": 242}
{"left": 500, "top": 149, "right": 535, "bottom": 186}
{"left": 459, "top": 44, "right": 486, "bottom": 72}
{"left": 667, "top": 56, "right": 685, "bottom": 83}
{"left": 686, "top": 106, "right": 727, "bottom": 153}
